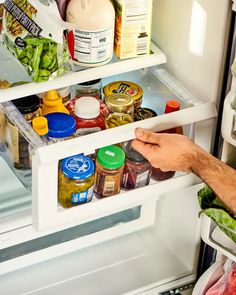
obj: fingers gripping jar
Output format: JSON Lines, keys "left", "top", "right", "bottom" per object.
{"left": 93, "top": 145, "right": 125, "bottom": 198}
{"left": 105, "top": 94, "right": 134, "bottom": 128}
{"left": 58, "top": 155, "right": 95, "bottom": 208}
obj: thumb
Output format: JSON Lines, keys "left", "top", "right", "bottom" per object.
{"left": 135, "top": 128, "right": 161, "bottom": 145}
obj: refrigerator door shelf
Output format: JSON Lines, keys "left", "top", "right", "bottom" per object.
{"left": 221, "top": 91, "right": 236, "bottom": 147}
{"left": 0, "top": 41, "right": 166, "bottom": 103}
{"left": 200, "top": 214, "right": 236, "bottom": 262}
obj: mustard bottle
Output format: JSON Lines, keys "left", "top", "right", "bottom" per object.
{"left": 42, "top": 90, "right": 70, "bottom": 116}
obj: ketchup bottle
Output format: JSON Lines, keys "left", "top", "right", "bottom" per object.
{"left": 151, "top": 100, "right": 181, "bottom": 181}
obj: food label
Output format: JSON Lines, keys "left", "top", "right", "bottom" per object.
{"left": 72, "top": 186, "right": 93, "bottom": 204}
{"left": 71, "top": 28, "right": 113, "bottom": 64}
{"left": 103, "top": 176, "right": 116, "bottom": 195}
{"left": 6, "top": 121, "right": 19, "bottom": 164}
{"left": 136, "top": 170, "right": 149, "bottom": 187}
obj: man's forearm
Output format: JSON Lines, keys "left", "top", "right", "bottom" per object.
{"left": 191, "top": 148, "right": 236, "bottom": 214}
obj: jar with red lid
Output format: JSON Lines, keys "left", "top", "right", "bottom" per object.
{"left": 122, "top": 141, "right": 151, "bottom": 190}
{"left": 74, "top": 97, "right": 105, "bottom": 136}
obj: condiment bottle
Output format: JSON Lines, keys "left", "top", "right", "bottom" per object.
{"left": 6, "top": 95, "right": 41, "bottom": 170}
{"left": 66, "top": 0, "right": 115, "bottom": 67}
{"left": 58, "top": 154, "right": 95, "bottom": 208}
{"left": 37, "top": 87, "right": 71, "bottom": 107}
{"left": 122, "top": 141, "right": 151, "bottom": 190}
{"left": 105, "top": 94, "right": 134, "bottom": 129}
{"left": 74, "top": 97, "right": 105, "bottom": 136}
{"left": 151, "top": 100, "right": 181, "bottom": 181}
{"left": 45, "top": 112, "right": 76, "bottom": 142}
{"left": 42, "top": 90, "right": 70, "bottom": 116}
{"left": 93, "top": 145, "right": 125, "bottom": 198}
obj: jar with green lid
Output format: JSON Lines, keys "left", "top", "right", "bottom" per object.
{"left": 58, "top": 154, "right": 95, "bottom": 208}
{"left": 105, "top": 94, "right": 134, "bottom": 129}
{"left": 93, "top": 145, "right": 125, "bottom": 198}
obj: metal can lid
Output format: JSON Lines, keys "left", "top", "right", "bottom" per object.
{"left": 61, "top": 155, "right": 94, "bottom": 180}
{"left": 105, "top": 94, "right": 133, "bottom": 112}
{"left": 45, "top": 112, "right": 76, "bottom": 138}
{"left": 103, "top": 81, "right": 143, "bottom": 105}
{"left": 97, "top": 145, "right": 125, "bottom": 169}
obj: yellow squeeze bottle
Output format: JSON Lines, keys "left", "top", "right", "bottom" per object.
{"left": 42, "top": 90, "right": 70, "bottom": 116}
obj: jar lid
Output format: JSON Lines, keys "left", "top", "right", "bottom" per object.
{"left": 103, "top": 81, "right": 143, "bottom": 105}
{"left": 165, "top": 100, "right": 181, "bottom": 113}
{"left": 61, "top": 155, "right": 94, "bottom": 180}
{"left": 74, "top": 97, "right": 100, "bottom": 119}
{"left": 134, "top": 107, "right": 157, "bottom": 121}
{"left": 12, "top": 94, "right": 40, "bottom": 114}
{"left": 79, "top": 79, "right": 102, "bottom": 86}
{"left": 105, "top": 94, "right": 134, "bottom": 112}
{"left": 32, "top": 117, "right": 48, "bottom": 136}
{"left": 97, "top": 145, "right": 125, "bottom": 169}
{"left": 123, "top": 141, "right": 148, "bottom": 163}
{"left": 45, "top": 112, "right": 76, "bottom": 138}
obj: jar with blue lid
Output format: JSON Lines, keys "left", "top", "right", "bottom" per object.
{"left": 45, "top": 112, "right": 76, "bottom": 142}
{"left": 58, "top": 154, "right": 95, "bottom": 208}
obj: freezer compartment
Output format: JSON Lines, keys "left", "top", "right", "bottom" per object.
{"left": 0, "top": 184, "right": 201, "bottom": 291}
{"left": 0, "top": 66, "right": 217, "bottom": 231}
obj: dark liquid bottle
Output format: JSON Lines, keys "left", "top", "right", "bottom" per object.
{"left": 151, "top": 100, "right": 181, "bottom": 181}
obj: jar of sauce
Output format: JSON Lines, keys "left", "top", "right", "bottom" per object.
{"left": 72, "top": 79, "right": 102, "bottom": 100}
{"left": 122, "top": 141, "right": 151, "bottom": 190}
{"left": 58, "top": 154, "right": 95, "bottom": 208}
{"left": 105, "top": 94, "right": 134, "bottom": 128}
{"left": 93, "top": 145, "right": 125, "bottom": 198}
{"left": 45, "top": 112, "right": 76, "bottom": 142}
{"left": 74, "top": 97, "right": 105, "bottom": 136}
{"left": 6, "top": 95, "right": 41, "bottom": 170}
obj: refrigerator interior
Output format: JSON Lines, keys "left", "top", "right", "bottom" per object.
{"left": 0, "top": 0, "right": 235, "bottom": 294}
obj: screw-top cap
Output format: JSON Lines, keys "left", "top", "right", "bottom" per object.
{"left": 74, "top": 97, "right": 100, "bottom": 119}
{"left": 79, "top": 79, "right": 102, "bottom": 86}
{"left": 45, "top": 112, "right": 76, "bottom": 138}
{"left": 57, "top": 87, "right": 70, "bottom": 98}
{"left": 97, "top": 145, "right": 125, "bottom": 169}
{"left": 105, "top": 94, "right": 133, "bottom": 113}
{"left": 61, "top": 155, "right": 94, "bottom": 180}
{"left": 12, "top": 94, "right": 40, "bottom": 114}
{"left": 32, "top": 117, "right": 48, "bottom": 136}
{"left": 165, "top": 100, "right": 181, "bottom": 113}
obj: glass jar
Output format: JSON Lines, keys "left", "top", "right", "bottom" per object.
{"left": 134, "top": 107, "right": 157, "bottom": 121}
{"left": 74, "top": 97, "right": 105, "bottom": 136}
{"left": 58, "top": 155, "right": 95, "bottom": 208}
{"left": 73, "top": 79, "right": 102, "bottom": 100}
{"left": 93, "top": 145, "right": 125, "bottom": 198}
{"left": 103, "top": 81, "right": 143, "bottom": 108}
{"left": 121, "top": 141, "right": 151, "bottom": 190}
{"left": 105, "top": 94, "right": 134, "bottom": 129}
{"left": 45, "top": 112, "right": 76, "bottom": 142}
{"left": 6, "top": 95, "right": 41, "bottom": 170}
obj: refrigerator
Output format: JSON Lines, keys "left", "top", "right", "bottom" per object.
{"left": 0, "top": 0, "right": 235, "bottom": 294}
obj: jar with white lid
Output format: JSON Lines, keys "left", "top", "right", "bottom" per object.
{"left": 66, "top": 0, "right": 115, "bottom": 67}
{"left": 74, "top": 96, "right": 105, "bottom": 136}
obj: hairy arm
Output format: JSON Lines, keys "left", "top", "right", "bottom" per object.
{"left": 131, "top": 128, "right": 236, "bottom": 214}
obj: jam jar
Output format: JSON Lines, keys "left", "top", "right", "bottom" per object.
{"left": 58, "top": 154, "right": 95, "bottom": 208}
{"left": 122, "top": 141, "right": 151, "bottom": 190}
{"left": 105, "top": 94, "right": 134, "bottom": 128}
{"left": 73, "top": 79, "right": 102, "bottom": 100}
{"left": 93, "top": 145, "right": 125, "bottom": 198}
{"left": 6, "top": 95, "right": 41, "bottom": 170}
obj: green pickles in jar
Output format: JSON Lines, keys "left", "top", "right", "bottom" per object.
{"left": 105, "top": 94, "right": 134, "bottom": 129}
{"left": 58, "top": 155, "right": 95, "bottom": 208}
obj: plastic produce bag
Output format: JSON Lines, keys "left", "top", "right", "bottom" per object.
{"left": 205, "top": 260, "right": 236, "bottom": 295}
{"left": 198, "top": 186, "right": 236, "bottom": 243}
{"left": 2, "top": 0, "right": 73, "bottom": 82}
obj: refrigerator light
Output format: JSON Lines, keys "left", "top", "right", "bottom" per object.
{"left": 189, "top": 0, "right": 207, "bottom": 57}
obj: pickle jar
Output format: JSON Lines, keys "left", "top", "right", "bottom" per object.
{"left": 58, "top": 154, "right": 95, "bottom": 208}
{"left": 93, "top": 145, "right": 125, "bottom": 198}
{"left": 122, "top": 141, "right": 151, "bottom": 190}
{"left": 105, "top": 94, "right": 134, "bottom": 129}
